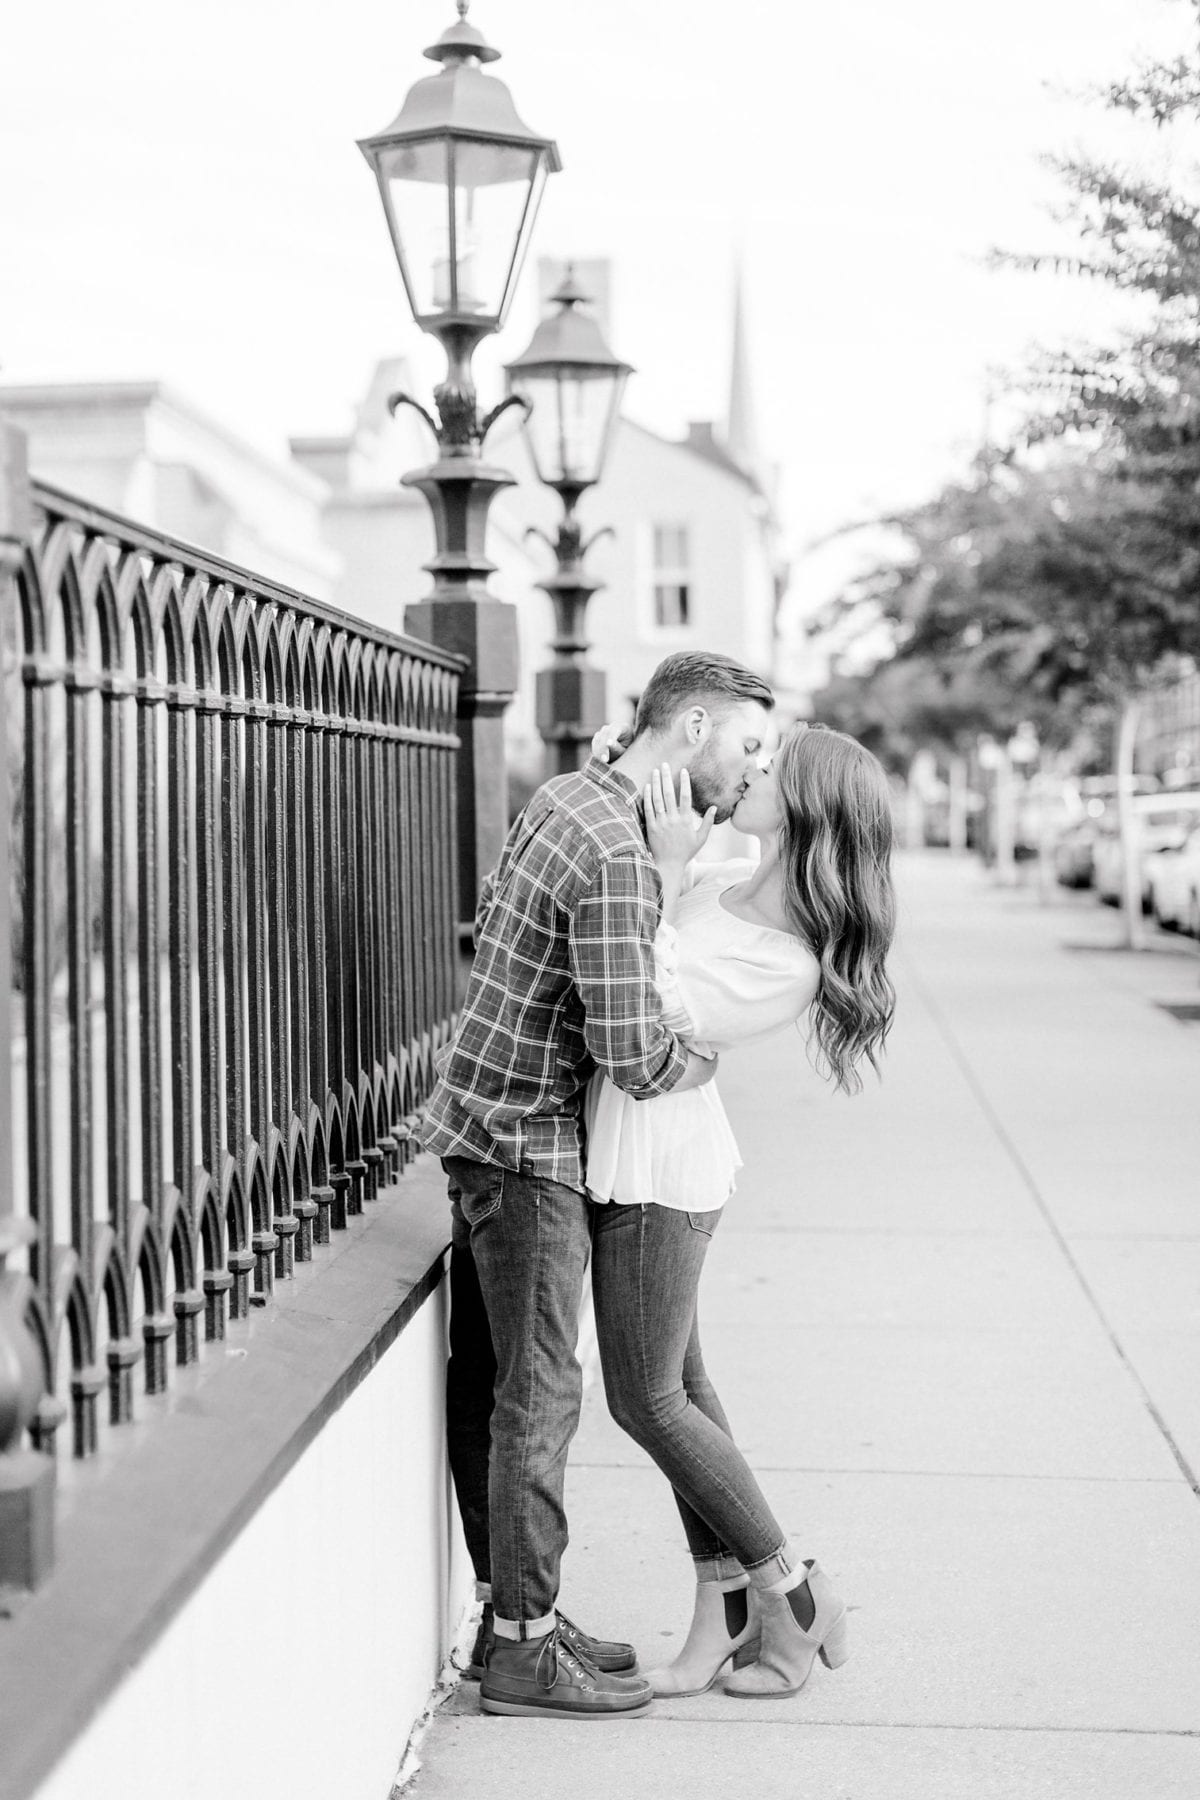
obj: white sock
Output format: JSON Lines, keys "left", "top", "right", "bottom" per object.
{"left": 493, "top": 1608, "right": 556, "bottom": 1643}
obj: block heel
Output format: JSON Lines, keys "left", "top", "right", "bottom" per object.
{"left": 818, "top": 1611, "right": 850, "bottom": 1670}
{"left": 724, "top": 1561, "right": 849, "bottom": 1699}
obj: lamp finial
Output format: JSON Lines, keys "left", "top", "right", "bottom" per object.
{"left": 424, "top": 0, "right": 499, "bottom": 63}
{"left": 552, "top": 264, "right": 591, "bottom": 310}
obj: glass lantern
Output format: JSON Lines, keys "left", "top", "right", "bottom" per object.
{"left": 358, "top": 8, "right": 560, "bottom": 334}
{"left": 505, "top": 270, "right": 633, "bottom": 489}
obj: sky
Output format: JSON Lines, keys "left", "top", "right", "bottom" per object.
{"left": 0, "top": 0, "right": 1194, "bottom": 630}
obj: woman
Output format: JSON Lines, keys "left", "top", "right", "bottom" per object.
{"left": 586, "top": 722, "right": 896, "bottom": 1699}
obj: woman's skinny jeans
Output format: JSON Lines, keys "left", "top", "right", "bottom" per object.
{"left": 589, "top": 1199, "right": 791, "bottom": 1580}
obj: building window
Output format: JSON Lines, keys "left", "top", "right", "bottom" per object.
{"left": 652, "top": 524, "right": 691, "bottom": 630}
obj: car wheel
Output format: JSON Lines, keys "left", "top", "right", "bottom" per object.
{"left": 1153, "top": 894, "right": 1177, "bottom": 932}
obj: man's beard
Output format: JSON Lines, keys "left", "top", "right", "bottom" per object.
{"left": 688, "top": 742, "right": 741, "bottom": 823}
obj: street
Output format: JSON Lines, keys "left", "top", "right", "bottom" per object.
{"left": 415, "top": 850, "right": 1200, "bottom": 1800}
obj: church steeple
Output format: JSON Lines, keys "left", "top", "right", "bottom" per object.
{"left": 723, "top": 255, "right": 762, "bottom": 490}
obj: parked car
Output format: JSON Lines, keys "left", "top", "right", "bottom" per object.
{"left": 1015, "top": 789, "right": 1075, "bottom": 861}
{"left": 1093, "top": 795, "right": 1200, "bottom": 909}
{"left": 1147, "top": 822, "right": 1200, "bottom": 935}
{"left": 1053, "top": 817, "right": 1103, "bottom": 889}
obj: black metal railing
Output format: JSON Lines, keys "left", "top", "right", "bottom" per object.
{"left": 3, "top": 480, "right": 462, "bottom": 1461}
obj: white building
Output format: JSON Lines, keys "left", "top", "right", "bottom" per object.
{"left": 0, "top": 380, "right": 338, "bottom": 600}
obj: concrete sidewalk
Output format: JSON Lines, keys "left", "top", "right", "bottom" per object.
{"left": 413, "top": 852, "right": 1200, "bottom": 1800}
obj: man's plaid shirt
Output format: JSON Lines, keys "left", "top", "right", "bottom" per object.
{"left": 420, "top": 757, "right": 688, "bottom": 1191}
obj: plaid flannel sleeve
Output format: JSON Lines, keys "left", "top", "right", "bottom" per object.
{"left": 567, "top": 854, "right": 689, "bottom": 1098}
{"left": 473, "top": 862, "right": 499, "bottom": 950}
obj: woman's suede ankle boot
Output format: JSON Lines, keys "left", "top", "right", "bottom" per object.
{"left": 724, "top": 1561, "right": 849, "bottom": 1698}
{"left": 644, "top": 1579, "right": 761, "bottom": 1698}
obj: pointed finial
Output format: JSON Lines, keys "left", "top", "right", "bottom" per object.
{"left": 552, "top": 263, "right": 591, "bottom": 309}
{"left": 425, "top": 0, "right": 500, "bottom": 63}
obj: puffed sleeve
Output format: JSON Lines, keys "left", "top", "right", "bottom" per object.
{"left": 675, "top": 943, "right": 819, "bottom": 1049}
{"left": 647, "top": 859, "right": 750, "bottom": 1038}
{"left": 652, "top": 920, "right": 696, "bottom": 1037}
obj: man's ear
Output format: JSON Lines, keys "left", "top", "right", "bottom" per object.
{"left": 683, "top": 706, "right": 710, "bottom": 746}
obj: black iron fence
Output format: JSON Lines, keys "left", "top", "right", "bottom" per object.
{"left": 2, "top": 476, "right": 462, "bottom": 1467}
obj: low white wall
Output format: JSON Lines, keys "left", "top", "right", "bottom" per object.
{"left": 35, "top": 1287, "right": 471, "bottom": 1800}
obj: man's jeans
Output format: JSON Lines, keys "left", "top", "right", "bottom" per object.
{"left": 444, "top": 1156, "right": 592, "bottom": 1623}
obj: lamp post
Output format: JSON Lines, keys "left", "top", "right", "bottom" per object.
{"left": 505, "top": 269, "right": 632, "bottom": 776}
{"left": 978, "top": 733, "right": 1017, "bottom": 883}
{"left": 357, "top": 1, "right": 561, "bottom": 916}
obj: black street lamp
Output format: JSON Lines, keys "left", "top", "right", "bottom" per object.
{"left": 357, "top": 1, "right": 561, "bottom": 915}
{"left": 505, "top": 269, "right": 633, "bottom": 776}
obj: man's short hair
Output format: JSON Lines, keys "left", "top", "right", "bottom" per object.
{"left": 632, "top": 651, "right": 774, "bottom": 739}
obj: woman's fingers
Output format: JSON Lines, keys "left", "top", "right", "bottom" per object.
{"left": 644, "top": 763, "right": 712, "bottom": 841}
{"left": 590, "top": 720, "right": 631, "bottom": 762}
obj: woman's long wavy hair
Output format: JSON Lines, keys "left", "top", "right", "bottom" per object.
{"left": 775, "top": 723, "right": 896, "bottom": 1094}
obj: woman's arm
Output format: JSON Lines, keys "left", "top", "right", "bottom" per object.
{"left": 644, "top": 764, "right": 716, "bottom": 923}
{"left": 679, "top": 947, "right": 819, "bottom": 1049}
{"left": 589, "top": 730, "right": 714, "bottom": 917}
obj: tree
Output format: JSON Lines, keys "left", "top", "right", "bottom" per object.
{"left": 995, "top": 5, "right": 1200, "bottom": 636}
{"left": 815, "top": 442, "right": 1198, "bottom": 725}
{"left": 817, "top": 9, "right": 1200, "bottom": 920}
{"left": 812, "top": 655, "right": 1021, "bottom": 773}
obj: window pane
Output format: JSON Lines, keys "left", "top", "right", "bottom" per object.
{"left": 451, "top": 141, "right": 539, "bottom": 318}
{"left": 502, "top": 158, "right": 548, "bottom": 326}
{"left": 555, "top": 374, "right": 616, "bottom": 484}
{"left": 652, "top": 525, "right": 689, "bottom": 570}
{"left": 379, "top": 140, "right": 451, "bottom": 319}
{"left": 654, "top": 582, "right": 690, "bottom": 629}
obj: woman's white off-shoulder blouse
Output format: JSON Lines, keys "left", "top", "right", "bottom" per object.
{"left": 584, "top": 859, "right": 819, "bottom": 1211}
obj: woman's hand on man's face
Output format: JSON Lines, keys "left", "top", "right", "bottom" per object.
{"left": 644, "top": 763, "right": 717, "bottom": 868}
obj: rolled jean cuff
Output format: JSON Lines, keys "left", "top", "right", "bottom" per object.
{"left": 744, "top": 1545, "right": 796, "bottom": 1590}
{"left": 492, "top": 1608, "right": 557, "bottom": 1642}
{"left": 693, "top": 1553, "right": 745, "bottom": 1583}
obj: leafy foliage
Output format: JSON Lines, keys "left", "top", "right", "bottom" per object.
{"left": 817, "top": 9, "right": 1200, "bottom": 766}
{"left": 812, "top": 657, "right": 1023, "bottom": 775}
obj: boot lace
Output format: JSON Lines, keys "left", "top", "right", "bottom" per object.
{"left": 535, "top": 1626, "right": 594, "bottom": 1693}
{"left": 555, "top": 1611, "right": 600, "bottom": 1664}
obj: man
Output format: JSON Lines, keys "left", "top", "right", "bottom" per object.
{"left": 421, "top": 651, "right": 774, "bottom": 1718}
